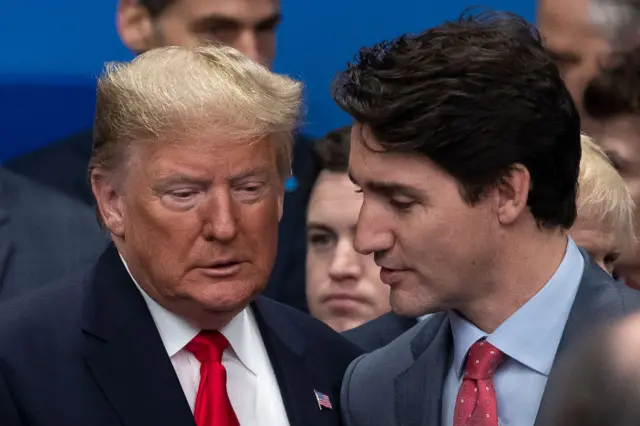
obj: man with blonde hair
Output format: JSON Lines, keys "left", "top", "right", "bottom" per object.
{"left": 570, "top": 134, "right": 636, "bottom": 274}
{"left": 0, "top": 45, "right": 361, "bottom": 426}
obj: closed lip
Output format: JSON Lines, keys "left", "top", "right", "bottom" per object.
{"left": 196, "top": 259, "right": 245, "bottom": 277}
{"left": 322, "top": 293, "right": 368, "bottom": 305}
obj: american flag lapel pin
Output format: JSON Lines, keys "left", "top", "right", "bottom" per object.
{"left": 313, "top": 390, "right": 332, "bottom": 411}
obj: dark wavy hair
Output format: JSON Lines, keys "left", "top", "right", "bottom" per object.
{"left": 138, "top": 0, "right": 175, "bottom": 17}
{"left": 331, "top": 9, "right": 581, "bottom": 229}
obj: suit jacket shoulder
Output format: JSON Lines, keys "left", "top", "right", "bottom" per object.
{"left": 0, "top": 168, "right": 109, "bottom": 301}
{"left": 341, "top": 314, "right": 446, "bottom": 426}
{"left": 342, "top": 312, "right": 418, "bottom": 352}
{"left": 4, "top": 130, "right": 94, "bottom": 205}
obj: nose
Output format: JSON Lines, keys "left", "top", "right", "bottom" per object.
{"left": 353, "top": 200, "right": 394, "bottom": 256}
{"left": 328, "top": 239, "right": 362, "bottom": 282}
{"left": 201, "top": 188, "right": 239, "bottom": 243}
{"left": 234, "top": 30, "right": 261, "bottom": 64}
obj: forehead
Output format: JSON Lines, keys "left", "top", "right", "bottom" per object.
{"left": 348, "top": 126, "right": 451, "bottom": 190}
{"left": 537, "top": 0, "right": 598, "bottom": 45}
{"left": 570, "top": 223, "right": 617, "bottom": 251}
{"left": 133, "top": 135, "right": 278, "bottom": 177}
{"left": 171, "top": 0, "right": 279, "bottom": 23}
{"left": 308, "top": 172, "right": 362, "bottom": 223}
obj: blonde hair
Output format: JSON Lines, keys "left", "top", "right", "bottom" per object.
{"left": 576, "top": 134, "right": 636, "bottom": 252}
{"left": 90, "top": 45, "right": 302, "bottom": 181}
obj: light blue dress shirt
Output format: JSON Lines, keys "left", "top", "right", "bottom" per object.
{"left": 442, "top": 238, "right": 585, "bottom": 426}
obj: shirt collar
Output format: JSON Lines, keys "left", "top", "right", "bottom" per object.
{"left": 449, "top": 237, "right": 585, "bottom": 377}
{"left": 119, "top": 253, "right": 258, "bottom": 375}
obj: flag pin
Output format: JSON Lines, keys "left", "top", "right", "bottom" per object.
{"left": 314, "top": 389, "right": 332, "bottom": 411}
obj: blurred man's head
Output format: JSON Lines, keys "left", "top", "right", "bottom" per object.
{"left": 537, "top": 0, "right": 609, "bottom": 118}
{"left": 584, "top": 47, "right": 640, "bottom": 281}
{"left": 305, "top": 127, "right": 391, "bottom": 332}
{"left": 117, "top": 0, "right": 280, "bottom": 66}
{"left": 90, "top": 45, "right": 301, "bottom": 330}
{"left": 331, "top": 11, "right": 581, "bottom": 329}
{"left": 570, "top": 134, "right": 636, "bottom": 274}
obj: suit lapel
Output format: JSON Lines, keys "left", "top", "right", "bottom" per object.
{"left": 535, "top": 254, "right": 629, "bottom": 426}
{"left": 82, "top": 245, "right": 194, "bottom": 426}
{"left": 252, "top": 297, "right": 342, "bottom": 426}
{"left": 395, "top": 313, "right": 452, "bottom": 426}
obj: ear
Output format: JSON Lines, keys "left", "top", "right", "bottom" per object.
{"left": 495, "top": 164, "right": 531, "bottom": 226}
{"left": 277, "top": 183, "right": 285, "bottom": 222}
{"left": 116, "top": 0, "right": 155, "bottom": 54}
{"left": 91, "top": 170, "right": 126, "bottom": 238}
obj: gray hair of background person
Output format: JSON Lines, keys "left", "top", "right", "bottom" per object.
{"left": 589, "top": 0, "right": 640, "bottom": 46}
{"left": 545, "top": 319, "right": 640, "bottom": 426}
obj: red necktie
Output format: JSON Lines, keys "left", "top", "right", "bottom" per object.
{"left": 454, "top": 340, "right": 505, "bottom": 426}
{"left": 186, "top": 331, "right": 240, "bottom": 426}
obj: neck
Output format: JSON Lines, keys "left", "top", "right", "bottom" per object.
{"left": 458, "top": 228, "right": 568, "bottom": 333}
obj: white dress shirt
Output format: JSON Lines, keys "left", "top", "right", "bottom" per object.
{"left": 120, "top": 256, "right": 290, "bottom": 426}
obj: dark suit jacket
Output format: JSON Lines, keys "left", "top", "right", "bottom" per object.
{"left": 0, "top": 167, "right": 109, "bottom": 301}
{"left": 340, "top": 252, "right": 640, "bottom": 426}
{"left": 0, "top": 245, "right": 362, "bottom": 426}
{"left": 4, "top": 130, "right": 313, "bottom": 312}
{"left": 342, "top": 312, "right": 417, "bottom": 352}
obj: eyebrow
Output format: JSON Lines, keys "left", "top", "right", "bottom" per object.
{"left": 348, "top": 171, "right": 424, "bottom": 200}
{"left": 190, "top": 13, "right": 282, "bottom": 32}
{"left": 152, "top": 166, "right": 272, "bottom": 189}
{"left": 307, "top": 222, "right": 335, "bottom": 233}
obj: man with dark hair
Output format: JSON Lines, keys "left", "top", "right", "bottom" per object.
{"left": 5, "top": 0, "right": 311, "bottom": 312}
{"left": 332, "top": 10, "right": 640, "bottom": 426}
{"left": 583, "top": 47, "right": 640, "bottom": 289}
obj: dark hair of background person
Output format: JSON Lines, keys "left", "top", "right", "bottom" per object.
{"left": 308, "top": 126, "right": 352, "bottom": 185}
{"left": 330, "top": 9, "right": 582, "bottom": 229}
{"left": 583, "top": 46, "right": 640, "bottom": 119}
{"left": 546, "top": 323, "right": 640, "bottom": 426}
{"left": 139, "top": 0, "right": 174, "bottom": 17}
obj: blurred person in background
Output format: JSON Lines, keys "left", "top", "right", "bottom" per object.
{"left": 584, "top": 47, "right": 640, "bottom": 288}
{"left": 537, "top": 0, "right": 610, "bottom": 121}
{"left": 0, "top": 168, "right": 108, "bottom": 301}
{"left": 305, "top": 127, "right": 396, "bottom": 333}
{"left": 0, "top": 45, "right": 361, "bottom": 426}
{"left": 545, "top": 312, "right": 640, "bottom": 426}
{"left": 5, "top": 0, "right": 311, "bottom": 312}
{"left": 569, "top": 134, "right": 636, "bottom": 275}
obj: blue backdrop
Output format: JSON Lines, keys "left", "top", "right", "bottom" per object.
{"left": 0, "top": 0, "right": 533, "bottom": 161}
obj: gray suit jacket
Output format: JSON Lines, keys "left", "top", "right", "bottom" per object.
{"left": 341, "top": 252, "right": 640, "bottom": 426}
{"left": 0, "top": 168, "right": 109, "bottom": 301}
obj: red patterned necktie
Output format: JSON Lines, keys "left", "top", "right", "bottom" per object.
{"left": 186, "top": 331, "right": 240, "bottom": 426}
{"left": 454, "top": 340, "right": 505, "bottom": 426}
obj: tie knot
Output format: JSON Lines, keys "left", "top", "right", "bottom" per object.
{"left": 463, "top": 340, "right": 504, "bottom": 380}
{"left": 186, "top": 331, "right": 229, "bottom": 364}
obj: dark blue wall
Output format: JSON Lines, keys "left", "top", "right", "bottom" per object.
{"left": 0, "top": 0, "right": 534, "bottom": 161}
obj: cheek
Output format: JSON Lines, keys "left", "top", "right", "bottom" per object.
{"left": 306, "top": 251, "right": 332, "bottom": 290}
